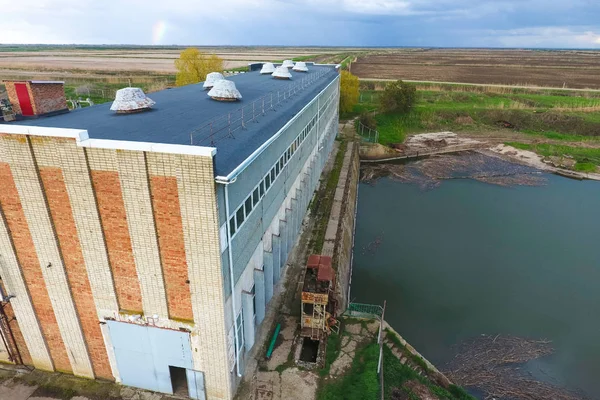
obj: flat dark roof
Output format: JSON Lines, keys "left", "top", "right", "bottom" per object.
{"left": 3, "top": 66, "right": 338, "bottom": 176}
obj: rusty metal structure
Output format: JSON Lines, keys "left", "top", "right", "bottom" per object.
{"left": 300, "top": 255, "right": 336, "bottom": 340}
{"left": 0, "top": 284, "right": 23, "bottom": 365}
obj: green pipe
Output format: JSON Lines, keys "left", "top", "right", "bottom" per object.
{"left": 266, "top": 323, "right": 281, "bottom": 358}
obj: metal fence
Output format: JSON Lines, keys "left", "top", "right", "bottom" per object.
{"left": 344, "top": 301, "right": 387, "bottom": 400}
{"left": 345, "top": 302, "right": 384, "bottom": 319}
{"left": 357, "top": 121, "right": 380, "bottom": 143}
{"left": 189, "top": 69, "right": 332, "bottom": 146}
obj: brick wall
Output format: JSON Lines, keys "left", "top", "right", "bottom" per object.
{"left": 150, "top": 176, "right": 193, "bottom": 322}
{"left": 3, "top": 83, "right": 21, "bottom": 115}
{"left": 0, "top": 279, "right": 32, "bottom": 365}
{"left": 29, "top": 83, "right": 68, "bottom": 115}
{"left": 0, "top": 160, "right": 70, "bottom": 372}
{"left": 0, "top": 130, "right": 232, "bottom": 398}
{"left": 3, "top": 81, "right": 67, "bottom": 116}
{"left": 39, "top": 167, "right": 113, "bottom": 380}
{"left": 91, "top": 171, "right": 143, "bottom": 314}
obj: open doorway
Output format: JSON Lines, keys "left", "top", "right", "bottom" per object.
{"left": 169, "top": 366, "right": 189, "bottom": 397}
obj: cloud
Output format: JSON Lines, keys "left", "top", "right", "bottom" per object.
{"left": 1, "top": 0, "right": 600, "bottom": 47}
{"left": 483, "top": 27, "right": 600, "bottom": 48}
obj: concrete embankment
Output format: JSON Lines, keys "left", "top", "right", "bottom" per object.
{"left": 321, "top": 141, "right": 360, "bottom": 312}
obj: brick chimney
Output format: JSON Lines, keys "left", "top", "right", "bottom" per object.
{"left": 3, "top": 80, "right": 68, "bottom": 118}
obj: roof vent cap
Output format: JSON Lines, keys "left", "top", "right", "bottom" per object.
{"left": 207, "top": 80, "right": 242, "bottom": 101}
{"left": 282, "top": 60, "right": 295, "bottom": 68}
{"left": 292, "top": 62, "right": 308, "bottom": 72}
{"left": 260, "top": 62, "right": 276, "bottom": 74}
{"left": 110, "top": 88, "right": 155, "bottom": 114}
{"left": 272, "top": 66, "right": 292, "bottom": 80}
{"left": 203, "top": 72, "right": 225, "bottom": 89}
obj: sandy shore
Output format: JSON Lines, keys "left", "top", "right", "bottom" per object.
{"left": 486, "top": 144, "right": 600, "bottom": 181}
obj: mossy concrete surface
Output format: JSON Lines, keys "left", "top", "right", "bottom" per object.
{"left": 0, "top": 365, "right": 179, "bottom": 400}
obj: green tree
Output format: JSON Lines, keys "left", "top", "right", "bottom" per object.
{"left": 379, "top": 80, "right": 417, "bottom": 114}
{"left": 340, "top": 70, "right": 359, "bottom": 114}
{"left": 175, "top": 48, "right": 224, "bottom": 87}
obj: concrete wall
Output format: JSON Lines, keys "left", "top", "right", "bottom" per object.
{"left": 0, "top": 132, "right": 230, "bottom": 399}
{"left": 334, "top": 144, "right": 360, "bottom": 312}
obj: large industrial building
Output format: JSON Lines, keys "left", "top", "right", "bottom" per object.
{"left": 0, "top": 63, "right": 340, "bottom": 399}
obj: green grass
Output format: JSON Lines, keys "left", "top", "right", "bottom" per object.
{"left": 317, "top": 337, "right": 475, "bottom": 400}
{"left": 382, "top": 345, "right": 476, "bottom": 400}
{"left": 317, "top": 342, "right": 380, "bottom": 400}
{"left": 353, "top": 86, "right": 600, "bottom": 146}
{"left": 293, "top": 54, "right": 320, "bottom": 62}
{"left": 521, "top": 130, "right": 600, "bottom": 142}
{"left": 385, "top": 330, "right": 430, "bottom": 373}
{"left": 319, "top": 332, "right": 342, "bottom": 376}
{"left": 575, "top": 162, "right": 597, "bottom": 172}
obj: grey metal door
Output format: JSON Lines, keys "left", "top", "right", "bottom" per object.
{"left": 106, "top": 321, "right": 205, "bottom": 399}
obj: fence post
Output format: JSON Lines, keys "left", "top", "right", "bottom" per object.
{"left": 378, "top": 300, "right": 387, "bottom": 400}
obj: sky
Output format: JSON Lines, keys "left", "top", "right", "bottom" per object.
{"left": 2, "top": 0, "right": 600, "bottom": 48}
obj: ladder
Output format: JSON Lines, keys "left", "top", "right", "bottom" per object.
{"left": 311, "top": 303, "right": 326, "bottom": 340}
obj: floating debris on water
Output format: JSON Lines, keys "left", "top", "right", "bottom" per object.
{"left": 361, "top": 151, "right": 547, "bottom": 190}
{"left": 362, "top": 232, "right": 384, "bottom": 255}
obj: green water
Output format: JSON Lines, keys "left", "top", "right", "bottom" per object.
{"left": 352, "top": 174, "right": 600, "bottom": 398}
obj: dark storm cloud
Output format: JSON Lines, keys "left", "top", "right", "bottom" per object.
{"left": 2, "top": 0, "right": 600, "bottom": 47}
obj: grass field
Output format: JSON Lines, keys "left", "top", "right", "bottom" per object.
{"left": 347, "top": 81, "right": 600, "bottom": 172}
{"left": 0, "top": 45, "right": 361, "bottom": 106}
{"left": 350, "top": 86, "right": 600, "bottom": 144}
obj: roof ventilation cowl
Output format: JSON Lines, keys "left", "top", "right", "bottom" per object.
{"left": 292, "top": 62, "right": 308, "bottom": 72}
{"left": 260, "top": 62, "right": 276, "bottom": 75}
{"left": 272, "top": 66, "right": 292, "bottom": 80}
{"left": 282, "top": 60, "right": 295, "bottom": 68}
{"left": 207, "top": 80, "right": 242, "bottom": 101}
{"left": 203, "top": 72, "right": 225, "bottom": 89}
{"left": 110, "top": 88, "right": 155, "bottom": 114}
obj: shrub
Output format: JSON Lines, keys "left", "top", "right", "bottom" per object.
{"left": 340, "top": 70, "right": 360, "bottom": 114}
{"left": 379, "top": 80, "right": 417, "bottom": 114}
{"left": 359, "top": 112, "right": 377, "bottom": 130}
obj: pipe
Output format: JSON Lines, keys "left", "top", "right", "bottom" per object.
{"left": 223, "top": 183, "right": 242, "bottom": 378}
{"left": 266, "top": 323, "right": 281, "bottom": 359}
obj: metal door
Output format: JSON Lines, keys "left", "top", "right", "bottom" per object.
{"left": 14, "top": 84, "right": 33, "bottom": 116}
{"left": 106, "top": 321, "right": 206, "bottom": 399}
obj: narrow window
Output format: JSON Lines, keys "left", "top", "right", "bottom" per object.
{"left": 236, "top": 311, "right": 244, "bottom": 353}
{"left": 271, "top": 168, "right": 276, "bottom": 182}
{"left": 229, "top": 216, "right": 236, "bottom": 236}
{"left": 245, "top": 196, "right": 253, "bottom": 216}
{"left": 276, "top": 163, "right": 280, "bottom": 176}
{"left": 236, "top": 206, "right": 245, "bottom": 227}
{"left": 253, "top": 188, "right": 259, "bottom": 206}
{"left": 266, "top": 174, "right": 271, "bottom": 190}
